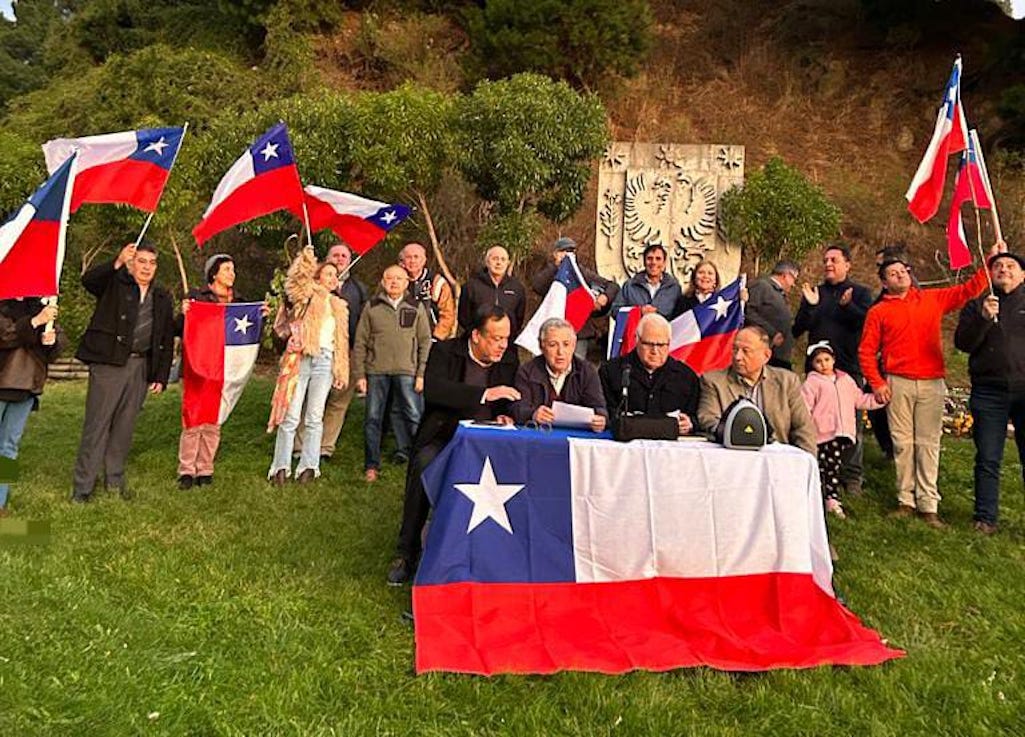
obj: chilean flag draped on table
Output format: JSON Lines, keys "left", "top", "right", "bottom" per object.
{"left": 413, "top": 426, "right": 904, "bottom": 674}
{"left": 181, "top": 302, "right": 264, "bottom": 427}
{"left": 946, "top": 130, "right": 994, "bottom": 270}
{"left": 609, "top": 277, "right": 744, "bottom": 374}
{"left": 0, "top": 154, "right": 77, "bottom": 300}
{"left": 42, "top": 127, "right": 184, "bottom": 213}
{"left": 514, "top": 253, "right": 596, "bottom": 354}
{"left": 905, "top": 56, "right": 969, "bottom": 223}
{"left": 193, "top": 123, "right": 304, "bottom": 246}
{"left": 296, "top": 185, "right": 411, "bottom": 255}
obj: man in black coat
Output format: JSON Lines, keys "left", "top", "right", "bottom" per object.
{"left": 457, "top": 246, "right": 526, "bottom": 363}
{"left": 792, "top": 243, "right": 873, "bottom": 493}
{"left": 71, "top": 242, "right": 175, "bottom": 502}
{"left": 388, "top": 305, "right": 520, "bottom": 585}
{"left": 530, "top": 237, "right": 618, "bottom": 360}
{"left": 955, "top": 252, "right": 1025, "bottom": 534}
{"left": 599, "top": 313, "right": 700, "bottom": 436}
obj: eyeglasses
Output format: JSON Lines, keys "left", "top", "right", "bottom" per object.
{"left": 638, "top": 340, "right": 669, "bottom": 350}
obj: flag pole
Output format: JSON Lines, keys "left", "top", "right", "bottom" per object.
{"left": 961, "top": 135, "right": 994, "bottom": 296}
{"left": 972, "top": 129, "right": 1002, "bottom": 242}
{"left": 169, "top": 233, "right": 190, "bottom": 295}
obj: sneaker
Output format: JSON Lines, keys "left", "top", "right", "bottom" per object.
{"left": 387, "top": 557, "right": 412, "bottom": 586}
{"left": 392, "top": 451, "right": 410, "bottom": 465}
{"left": 888, "top": 504, "right": 916, "bottom": 519}
{"left": 973, "top": 520, "right": 998, "bottom": 535}
{"left": 195, "top": 475, "right": 213, "bottom": 487}
{"left": 178, "top": 475, "right": 195, "bottom": 491}
{"left": 826, "top": 498, "right": 847, "bottom": 519}
{"left": 365, "top": 468, "right": 378, "bottom": 482}
{"left": 919, "top": 511, "right": 947, "bottom": 529}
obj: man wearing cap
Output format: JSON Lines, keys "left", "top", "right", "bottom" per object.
{"left": 792, "top": 243, "right": 874, "bottom": 494}
{"left": 294, "top": 242, "right": 369, "bottom": 462}
{"left": 531, "top": 237, "right": 618, "bottom": 360}
{"left": 71, "top": 242, "right": 175, "bottom": 503}
{"left": 955, "top": 251, "right": 1025, "bottom": 535}
{"left": 859, "top": 239, "right": 1006, "bottom": 528}
{"left": 399, "top": 242, "right": 455, "bottom": 341}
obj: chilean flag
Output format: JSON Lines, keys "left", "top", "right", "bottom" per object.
{"left": 514, "top": 254, "right": 596, "bottom": 354}
{"left": 42, "top": 127, "right": 183, "bottom": 213}
{"left": 0, "top": 153, "right": 77, "bottom": 300}
{"left": 193, "top": 123, "right": 304, "bottom": 246}
{"left": 181, "top": 302, "right": 264, "bottom": 428}
{"left": 946, "top": 130, "right": 993, "bottom": 270}
{"left": 906, "top": 56, "right": 970, "bottom": 223}
{"left": 413, "top": 426, "right": 904, "bottom": 674}
{"left": 609, "top": 278, "right": 744, "bottom": 374}
{"left": 297, "top": 185, "right": 411, "bottom": 255}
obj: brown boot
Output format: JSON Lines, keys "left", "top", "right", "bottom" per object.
{"left": 919, "top": 511, "right": 947, "bottom": 529}
{"left": 888, "top": 504, "right": 916, "bottom": 519}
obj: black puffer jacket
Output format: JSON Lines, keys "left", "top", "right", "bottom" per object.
{"left": 457, "top": 268, "right": 527, "bottom": 339}
{"left": 75, "top": 260, "right": 175, "bottom": 386}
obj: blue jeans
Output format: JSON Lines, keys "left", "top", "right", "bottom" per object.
{"left": 270, "top": 349, "right": 334, "bottom": 478}
{"left": 0, "top": 398, "right": 35, "bottom": 508}
{"left": 970, "top": 384, "right": 1025, "bottom": 524}
{"left": 365, "top": 374, "right": 421, "bottom": 470}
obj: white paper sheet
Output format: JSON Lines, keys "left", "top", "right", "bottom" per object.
{"left": 552, "top": 401, "right": 595, "bottom": 429}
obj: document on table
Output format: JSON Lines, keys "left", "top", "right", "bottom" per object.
{"left": 459, "top": 419, "right": 517, "bottom": 430}
{"left": 552, "top": 401, "right": 595, "bottom": 429}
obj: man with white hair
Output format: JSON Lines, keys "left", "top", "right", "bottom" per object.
{"left": 457, "top": 245, "right": 526, "bottom": 362}
{"left": 510, "top": 317, "right": 607, "bottom": 430}
{"left": 598, "top": 313, "right": 700, "bottom": 436}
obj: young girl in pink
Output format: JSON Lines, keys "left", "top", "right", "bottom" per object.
{"left": 801, "top": 341, "right": 886, "bottom": 519}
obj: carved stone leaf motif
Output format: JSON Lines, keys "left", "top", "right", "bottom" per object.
{"left": 717, "top": 146, "right": 743, "bottom": 171}
{"left": 602, "top": 146, "right": 626, "bottom": 169}
{"left": 599, "top": 189, "right": 621, "bottom": 245}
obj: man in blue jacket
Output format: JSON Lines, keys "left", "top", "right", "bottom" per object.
{"left": 610, "top": 244, "right": 685, "bottom": 320}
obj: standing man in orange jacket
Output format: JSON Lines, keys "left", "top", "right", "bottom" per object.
{"left": 858, "top": 239, "right": 1006, "bottom": 528}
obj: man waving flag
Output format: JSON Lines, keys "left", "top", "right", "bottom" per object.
{"left": 193, "top": 123, "right": 304, "bottom": 246}
{"left": 42, "top": 127, "right": 184, "bottom": 213}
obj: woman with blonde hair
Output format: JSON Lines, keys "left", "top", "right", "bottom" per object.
{"left": 678, "top": 260, "right": 722, "bottom": 313}
{"left": 268, "top": 246, "right": 349, "bottom": 485}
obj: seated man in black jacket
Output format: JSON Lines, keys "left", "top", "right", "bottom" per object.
{"left": 388, "top": 305, "right": 521, "bottom": 585}
{"left": 599, "top": 313, "right": 700, "bottom": 436}
{"left": 511, "top": 317, "right": 607, "bottom": 431}
{"left": 71, "top": 242, "right": 175, "bottom": 502}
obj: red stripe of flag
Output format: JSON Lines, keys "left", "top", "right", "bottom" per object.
{"left": 182, "top": 302, "right": 226, "bottom": 428}
{"left": 71, "top": 159, "right": 170, "bottom": 213}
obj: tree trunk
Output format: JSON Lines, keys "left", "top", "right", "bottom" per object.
{"left": 415, "top": 189, "right": 461, "bottom": 334}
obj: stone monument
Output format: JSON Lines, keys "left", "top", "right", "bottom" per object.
{"left": 595, "top": 143, "right": 744, "bottom": 287}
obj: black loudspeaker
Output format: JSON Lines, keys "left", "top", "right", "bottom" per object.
{"left": 714, "top": 398, "right": 768, "bottom": 450}
{"left": 613, "top": 413, "right": 679, "bottom": 441}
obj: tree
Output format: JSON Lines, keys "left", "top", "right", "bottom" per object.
{"left": 456, "top": 73, "right": 607, "bottom": 259}
{"left": 719, "top": 157, "right": 841, "bottom": 275}
{"left": 464, "top": 0, "right": 653, "bottom": 89}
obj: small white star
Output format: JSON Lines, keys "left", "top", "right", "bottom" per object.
{"left": 233, "top": 314, "right": 253, "bottom": 334}
{"left": 454, "top": 457, "right": 524, "bottom": 534}
{"left": 380, "top": 210, "right": 397, "bottom": 225}
{"left": 259, "top": 141, "right": 279, "bottom": 161}
{"left": 143, "top": 137, "right": 169, "bottom": 156}
{"left": 710, "top": 295, "right": 733, "bottom": 320}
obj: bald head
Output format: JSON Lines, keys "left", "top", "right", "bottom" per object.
{"left": 399, "top": 242, "right": 427, "bottom": 280}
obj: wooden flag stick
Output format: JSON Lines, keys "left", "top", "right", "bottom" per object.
{"left": 169, "top": 233, "right": 190, "bottom": 295}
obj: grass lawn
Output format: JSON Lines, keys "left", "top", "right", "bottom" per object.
{"left": 2, "top": 377, "right": 1024, "bottom": 736}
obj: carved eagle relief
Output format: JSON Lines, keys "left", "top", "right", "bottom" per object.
{"left": 622, "top": 169, "right": 718, "bottom": 275}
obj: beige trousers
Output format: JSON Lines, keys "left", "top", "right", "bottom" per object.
{"left": 886, "top": 375, "right": 946, "bottom": 513}
{"left": 295, "top": 362, "right": 357, "bottom": 458}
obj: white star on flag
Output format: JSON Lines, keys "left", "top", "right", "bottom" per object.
{"left": 380, "top": 210, "right": 397, "bottom": 225}
{"left": 259, "top": 141, "right": 279, "bottom": 161}
{"left": 144, "top": 137, "right": 169, "bottom": 156}
{"left": 710, "top": 296, "right": 733, "bottom": 320}
{"left": 454, "top": 457, "right": 525, "bottom": 534}
{"left": 233, "top": 314, "right": 253, "bottom": 334}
